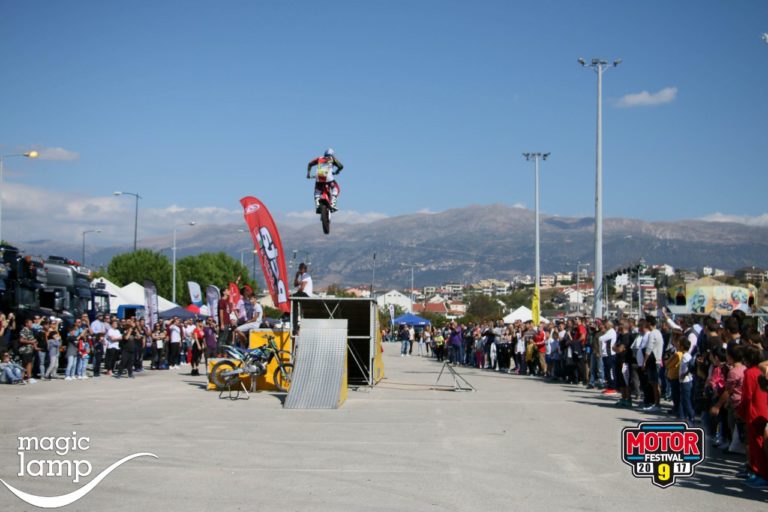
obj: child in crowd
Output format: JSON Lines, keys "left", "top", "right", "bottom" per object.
{"left": 704, "top": 347, "right": 728, "bottom": 446}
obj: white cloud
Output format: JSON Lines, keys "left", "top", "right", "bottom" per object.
{"left": 511, "top": 202, "right": 526, "bottom": 209}
{"left": 616, "top": 87, "right": 678, "bottom": 108}
{"left": 0, "top": 183, "right": 242, "bottom": 245}
{"left": 700, "top": 212, "right": 768, "bottom": 227}
{"left": 35, "top": 147, "right": 80, "bottom": 161}
{"left": 416, "top": 208, "right": 436, "bottom": 215}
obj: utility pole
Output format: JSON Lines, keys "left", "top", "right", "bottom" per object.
{"left": 579, "top": 57, "right": 621, "bottom": 319}
{"left": 523, "top": 152, "right": 550, "bottom": 316}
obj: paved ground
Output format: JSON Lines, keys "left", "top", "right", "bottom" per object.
{"left": 1, "top": 347, "right": 766, "bottom": 511}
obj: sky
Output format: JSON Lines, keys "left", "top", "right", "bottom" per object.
{"left": 1, "top": 0, "right": 767, "bottom": 246}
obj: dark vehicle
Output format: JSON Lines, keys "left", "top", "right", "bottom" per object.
{"left": 0, "top": 245, "right": 53, "bottom": 325}
{"left": 44, "top": 256, "right": 112, "bottom": 325}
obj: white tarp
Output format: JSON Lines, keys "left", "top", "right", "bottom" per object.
{"left": 120, "top": 282, "right": 178, "bottom": 312}
{"left": 93, "top": 277, "right": 178, "bottom": 313}
{"left": 503, "top": 305, "right": 549, "bottom": 325}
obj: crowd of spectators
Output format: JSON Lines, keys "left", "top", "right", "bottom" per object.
{"left": 0, "top": 312, "right": 223, "bottom": 383}
{"left": 395, "top": 309, "right": 768, "bottom": 488}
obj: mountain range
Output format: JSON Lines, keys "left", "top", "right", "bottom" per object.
{"left": 15, "top": 204, "right": 768, "bottom": 289}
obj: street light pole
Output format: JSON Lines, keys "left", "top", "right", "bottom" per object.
{"left": 0, "top": 151, "right": 38, "bottom": 245}
{"left": 81, "top": 229, "right": 102, "bottom": 266}
{"left": 579, "top": 57, "right": 621, "bottom": 319}
{"left": 113, "top": 191, "right": 141, "bottom": 251}
{"left": 523, "top": 152, "right": 549, "bottom": 316}
{"left": 575, "top": 261, "right": 590, "bottom": 313}
{"left": 172, "top": 221, "right": 196, "bottom": 303}
{"left": 371, "top": 252, "right": 376, "bottom": 297}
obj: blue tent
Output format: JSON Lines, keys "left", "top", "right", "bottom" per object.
{"left": 393, "top": 313, "right": 431, "bottom": 326}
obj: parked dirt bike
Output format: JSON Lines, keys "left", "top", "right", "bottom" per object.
{"left": 209, "top": 337, "right": 294, "bottom": 392}
{"left": 308, "top": 171, "right": 338, "bottom": 235}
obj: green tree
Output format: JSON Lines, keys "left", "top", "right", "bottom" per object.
{"left": 420, "top": 311, "right": 448, "bottom": 329}
{"left": 176, "top": 252, "right": 256, "bottom": 305}
{"left": 498, "top": 289, "right": 533, "bottom": 310}
{"left": 106, "top": 250, "right": 173, "bottom": 298}
{"left": 466, "top": 295, "right": 503, "bottom": 322}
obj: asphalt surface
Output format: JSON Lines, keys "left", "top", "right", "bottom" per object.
{"left": 1, "top": 347, "right": 766, "bottom": 512}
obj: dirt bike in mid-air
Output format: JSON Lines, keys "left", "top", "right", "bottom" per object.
{"left": 308, "top": 170, "right": 338, "bottom": 235}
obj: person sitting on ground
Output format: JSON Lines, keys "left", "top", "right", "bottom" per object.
{"left": 0, "top": 351, "right": 25, "bottom": 384}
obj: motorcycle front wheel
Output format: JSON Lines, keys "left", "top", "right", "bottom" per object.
{"left": 320, "top": 203, "right": 330, "bottom": 235}
{"left": 273, "top": 363, "right": 294, "bottom": 392}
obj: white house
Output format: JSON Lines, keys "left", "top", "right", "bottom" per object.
{"left": 376, "top": 290, "right": 413, "bottom": 312}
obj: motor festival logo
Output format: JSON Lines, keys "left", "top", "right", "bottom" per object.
{"left": 1, "top": 432, "right": 156, "bottom": 509}
{"left": 621, "top": 422, "right": 704, "bottom": 488}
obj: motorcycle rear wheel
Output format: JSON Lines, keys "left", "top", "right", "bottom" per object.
{"left": 210, "top": 360, "right": 240, "bottom": 389}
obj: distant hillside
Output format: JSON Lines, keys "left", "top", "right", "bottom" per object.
{"left": 16, "top": 204, "right": 768, "bottom": 289}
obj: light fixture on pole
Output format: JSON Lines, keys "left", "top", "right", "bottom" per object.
{"left": 113, "top": 191, "right": 141, "bottom": 251}
{"left": 172, "top": 221, "right": 196, "bottom": 303}
{"left": 0, "top": 150, "right": 38, "bottom": 245}
{"left": 81, "top": 229, "right": 102, "bottom": 266}
{"left": 523, "top": 152, "right": 550, "bottom": 317}
{"left": 579, "top": 57, "right": 621, "bottom": 319}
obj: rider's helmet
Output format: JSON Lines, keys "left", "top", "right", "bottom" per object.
{"left": 324, "top": 148, "right": 335, "bottom": 158}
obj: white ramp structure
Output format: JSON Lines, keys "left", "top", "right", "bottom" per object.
{"left": 284, "top": 319, "right": 348, "bottom": 409}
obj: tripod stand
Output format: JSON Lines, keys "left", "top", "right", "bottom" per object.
{"left": 435, "top": 362, "right": 476, "bottom": 392}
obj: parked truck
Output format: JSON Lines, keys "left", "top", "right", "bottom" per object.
{"left": 0, "top": 246, "right": 111, "bottom": 332}
{"left": 0, "top": 244, "right": 54, "bottom": 325}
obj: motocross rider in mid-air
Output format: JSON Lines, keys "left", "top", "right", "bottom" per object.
{"left": 307, "top": 148, "right": 343, "bottom": 211}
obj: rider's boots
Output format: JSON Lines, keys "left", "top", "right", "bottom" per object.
{"left": 331, "top": 196, "right": 338, "bottom": 211}
{"left": 315, "top": 196, "right": 321, "bottom": 213}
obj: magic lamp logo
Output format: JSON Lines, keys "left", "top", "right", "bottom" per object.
{"left": 621, "top": 422, "right": 704, "bottom": 488}
{"left": 1, "top": 432, "right": 157, "bottom": 509}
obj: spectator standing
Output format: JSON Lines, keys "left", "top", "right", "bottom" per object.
{"left": 135, "top": 318, "right": 150, "bottom": 372}
{"left": 203, "top": 318, "right": 218, "bottom": 370}
{"left": 18, "top": 318, "right": 37, "bottom": 383}
{"left": 678, "top": 338, "right": 696, "bottom": 423}
{"left": 190, "top": 319, "right": 205, "bottom": 376}
{"left": 43, "top": 326, "right": 62, "bottom": 380}
{"left": 168, "top": 318, "right": 182, "bottom": 369}
{"left": 105, "top": 320, "right": 122, "bottom": 376}
{"left": 64, "top": 324, "right": 79, "bottom": 381}
{"left": 115, "top": 319, "right": 137, "bottom": 379}
{"left": 218, "top": 288, "right": 233, "bottom": 351}
{"left": 398, "top": 324, "right": 409, "bottom": 357}
{"left": 90, "top": 313, "right": 107, "bottom": 377}
{"left": 737, "top": 344, "right": 768, "bottom": 487}
{"left": 447, "top": 321, "right": 463, "bottom": 365}
{"left": 599, "top": 321, "right": 617, "bottom": 393}
{"left": 644, "top": 316, "right": 664, "bottom": 412}
{"left": 150, "top": 322, "right": 167, "bottom": 370}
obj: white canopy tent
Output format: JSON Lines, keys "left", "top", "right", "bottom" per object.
{"left": 120, "top": 282, "right": 178, "bottom": 312}
{"left": 92, "top": 277, "right": 178, "bottom": 313}
{"left": 502, "top": 305, "right": 549, "bottom": 325}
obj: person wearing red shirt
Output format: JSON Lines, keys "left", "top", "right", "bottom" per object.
{"left": 534, "top": 326, "right": 548, "bottom": 376}
{"left": 738, "top": 344, "right": 768, "bottom": 487}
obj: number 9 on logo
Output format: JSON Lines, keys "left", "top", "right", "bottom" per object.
{"left": 658, "top": 463, "right": 671, "bottom": 482}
